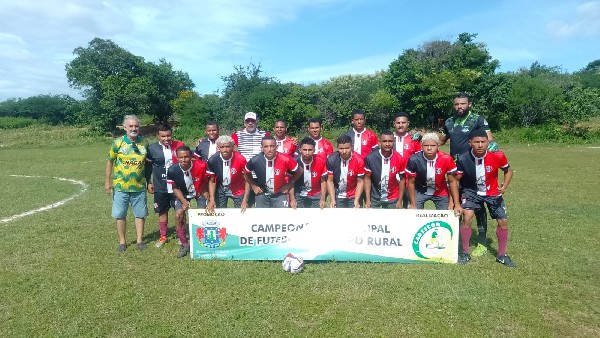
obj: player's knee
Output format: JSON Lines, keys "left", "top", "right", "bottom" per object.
{"left": 497, "top": 219, "right": 508, "bottom": 229}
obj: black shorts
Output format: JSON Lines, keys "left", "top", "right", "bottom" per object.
{"left": 461, "top": 190, "right": 507, "bottom": 219}
{"left": 153, "top": 192, "right": 174, "bottom": 213}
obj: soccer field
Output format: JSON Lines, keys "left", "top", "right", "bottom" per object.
{"left": 1, "top": 137, "right": 599, "bottom": 337}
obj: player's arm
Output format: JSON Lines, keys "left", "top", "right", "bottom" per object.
{"left": 354, "top": 177, "right": 364, "bottom": 209}
{"left": 447, "top": 173, "right": 462, "bottom": 215}
{"left": 243, "top": 171, "right": 262, "bottom": 195}
{"left": 287, "top": 186, "right": 297, "bottom": 209}
{"left": 397, "top": 173, "right": 406, "bottom": 209}
{"left": 498, "top": 167, "right": 513, "bottom": 195}
{"left": 207, "top": 175, "right": 217, "bottom": 213}
{"left": 104, "top": 159, "right": 114, "bottom": 194}
{"left": 407, "top": 175, "right": 417, "bottom": 209}
{"left": 172, "top": 186, "right": 190, "bottom": 210}
{"left": 241, "top": 181, "right": 251, "bottom": 213}
{"left": 319, "top": 176, "right": 327, "bottom": 209}
{"left": 281, "top": 165, "right": 303, "bottom": 194}
{"left": 327, "top": 175, "right": 336, "bottom": 208}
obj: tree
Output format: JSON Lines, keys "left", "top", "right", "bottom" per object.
{"left": 385, "top": 33, "right": 499, "bottom": 128}
{"left": 0, "top": 94, "right": 79, "bottom": 125}
{"left": 66, "top": 38, "right": 194, "bottom": 132}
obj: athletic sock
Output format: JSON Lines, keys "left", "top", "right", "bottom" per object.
{"left": 460, "top": 227, "right": 472, "bottom": 253}
{"left": 159, "top": 221, "right": 168, "bottom": 238}
{"left": 496, "top": 227, "right": 508, "bottom": 257}
{"left": 475, "top": 208, "right": 488, "bottom": 245}
{"left": 176, "top": 226, "right": 189, "bottom": 247}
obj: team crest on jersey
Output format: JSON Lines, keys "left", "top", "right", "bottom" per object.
{"left": 195, "top": 220, "right": 227, "bottom": 249}
{"left": 485, "top": 166, "right": 492, "bottom": 172}
{"left": 275, "top": 169, "right": 280, "bottom": 175}
{"left": 311, "top": 171, "right": 318, "bottom": 177}
{"left": 390, "top": 167, "right": 396, "bottom": 173}
{"left": 461, "top": 126, "right": 470, "bottom": 133}
{"left": 348, "top": 170, "right": 354, "bottom": 176}
{"left": 404, "top": 144, "right": 409, "bottom": 150}
{"left": 436, "top": 168, "right": 442, "bottom": 175}
{"left": 362, "top": 140, "right": 367, "bottom": 145}
{"left": 231, "top": 168, "right": 237, "bottom": 174}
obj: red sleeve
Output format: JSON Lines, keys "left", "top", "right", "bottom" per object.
{"left": 231, "top": 132, "right": 239, "bottom": 146}
{"left": 412, "top": 140, "right": 422, "bottom": 153}
{"left": 356, "top": 156, "right": 366, "bottom": 176}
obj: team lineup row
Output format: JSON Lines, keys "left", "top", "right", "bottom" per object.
{"left": 104, "top": 93, "right": 515, "bottom": 267}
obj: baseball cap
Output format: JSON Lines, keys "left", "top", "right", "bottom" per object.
{"left": 244, "top": 112, "right": 257, "bottom": 121}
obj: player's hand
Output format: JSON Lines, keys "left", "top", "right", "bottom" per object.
{"left": 453, "top": 205, "right": 463, "bottom": 217}
{"left": 290, "top": 136, "right": 298, "bottom": 145}
{"left": 240, "top": 200, "right": 248, "bottom": 213}
{"left": 104, "top": 182, "right": 113, "bottom": 195}
{"left": 353, "top": 200, "right": 361, "bottom": 209}
{"left": 409, "top": 204, "right": 417, "bottom": 210}
{"left": 395, "top": 200, "right": 403, "bottom": 209}
{"left": 364, "top": 201, "right": 371, "bottom": 209}
{"left": 289, "top": 199, "right": 297, "bottom": 209}
{"left": 330, "top": 200, "right": 336, "bottom": 208}
{"left": 411, "top": 131, "right": 422, "bottom": 141}
{"left": 252, "top": 186, "right": 263, "bottom": 194}
{"left": 206, "top": 200, "right": 215, "bottom": 213}
{"left": 487, "top": 141, "right": 499, "bottom": 152}
{"left": 181, "top": 200, "right": 191, "bottom": 211}
{"left": 498, "top": 184, "right": 507, "bottom": 195}
{"left": 147, "top": 183, "right": 154, "bottom": 194}
{"left": 280, "top": 183, "right": 293, "bottom": 194}
{"left": 195, "top": 138, "right": 202, "bottom": 147}
{"left": 319, "top": 199, "right": 326, "bottom": 209}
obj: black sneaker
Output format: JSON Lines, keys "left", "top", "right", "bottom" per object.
{"left": 136, "top": 242, "right": 147, "bottom": 251}
{"left": 117, "top": 244, "right": 126, "bottom": 252}
{"left": 457, "top": 252, "right": 471, "bottom": 265}
{"left": 177, "top": 245, "right": 190, "bottom": 258}
{"left": 496, "top": 254, "right": 516, "bottom": 268}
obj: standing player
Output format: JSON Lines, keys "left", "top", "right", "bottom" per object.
{"left": 343, "top": 108, "right": 379, "bottom": 158}
{"left": 393, "top": 112, "right": 422, "bottom": 208}
{"left": 294, "top": 137, "right": 328, "bottom": 208}
{"left": 273, "top": 119, "right": 297, "bottom": 157}
{"left": 146, "top": 124, "right": 186, "bottom": 248}
{"left": 194, "top": 121, "right": 220, "bottom": 161}
{"left": 206, "top": 135, "right": 248, "bottom": 211}
{"left": 455, "top": 129, "right": 514, "bottom": 267}
{"left": 307, "top": 118, "right": 334, "bottom": 158}
{"left": 105, "top": 115, "right": 151, "bottom": 252}
{"left": 242, "top": 136, "right": 303, "bottom": 209}
{"left": 167, "top": 146, "right": 209, "bottom": 258}
{"left": 439, "top": 92, "right": 499, "bottom": 257}
{"left": 326, "top": 135, "right": 365, "bottom": 208}
{"left": 405, "top": 133, "right": 460, "bottom": 210}
{"left": 364, "top": 131, "right": 407, "bottom": 209}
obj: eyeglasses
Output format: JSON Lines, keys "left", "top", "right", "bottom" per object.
{"left": 131, "top": 142, "right": 141, "bottom": 154}
{"left": 245, "top": 119, "right": 256, "bottom": 123}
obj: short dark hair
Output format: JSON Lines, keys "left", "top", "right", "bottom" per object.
{"left": 262, "top": 135, "right": 276, "bottom": 144}
{"left": 274, "top": 118, "right": 286, "bottom": 126}
{"left": 351, "top": 108, "right": 366, "bottom": 118}
{"left": 157, "top": 124, "right": 172, "bottom": 132}
{"left": 454, "top": 92, "right": 470, "bottom": 101}
{"left": 470, "top": 128, "right": 488, "bottom": 139}
{"left": 381, "top": 130, "right": 394, "bottom": 137}
{"left": 308, "top": 118, "right": 321, "bottom": 126}
{"left": 205, "top": 121, "right": 219, "bottom": 129}
{"left": 299, "top": 137, "right": 316, "bottom": 148}
{"left": 175, "top": 145, "right": 192, "bottom": 155}
{"left": 337, "top": 134, "right": 352, "bottom": 145}
{"left": 394, "top": 112, "right": 410, "bottom": 120}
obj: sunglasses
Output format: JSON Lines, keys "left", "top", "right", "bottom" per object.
{"left": 131, "top": 142, "right": 141, "bottom": 154}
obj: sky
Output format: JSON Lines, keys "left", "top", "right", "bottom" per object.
{"left": 0, "top": 0, "right": 599, "bottom": 101}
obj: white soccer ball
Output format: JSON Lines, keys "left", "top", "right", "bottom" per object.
{"left": 282, "top": 253, "right": 304, "bottom": 273}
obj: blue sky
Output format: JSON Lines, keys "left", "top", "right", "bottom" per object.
{"left": 0, "top": 0, "right": 599, "bottom": 101}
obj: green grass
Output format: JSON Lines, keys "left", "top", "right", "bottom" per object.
{"left": 0, "top": 127, "right": 599, "bottom": 337}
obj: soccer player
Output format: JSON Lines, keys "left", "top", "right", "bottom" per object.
{"left": 455, "top": 129, "right": 514, "bottom": 267}
{"left": 393, "top": 112, "right": 422, "bottom": 207}
{"left": 343, "top": 108, "right": 379, "bottom": 158}
{"left": 326, "top": 135, "right": 365, "bottom": 208}
{"left": 242, "top": 136, "right": 303, "bottom": 209}
{"left": 146, "top": 124, "right": 186, "bottom": 248}
{"left": 405, "top": 133, "right": 460, "bottom": 210}
{"left": 167, "top": 146, "right": 209, "bottom": 258}
{"left": 105, "top": 115, "right": 151, "bottom": 252}
{"left": 206, "top": 135, "right": 249, "bottom": 211}
{"left": 293, "top": 137, "right": 328, "bottom": 208}
{"left": 439, "top": 92, "right": 499, "bottom": 257}
{"left": 273, "top": 119, "right": 297, "bottom": 157}
{"left": 194, "top": 121, "right": 220, "bottom": 161}
{"left": 232, "top": 112, "right": 270, "bottom": 161}
{"left": 364, "top": 130, "right": 407, "bottom": 209}
{"left": 307, "top": 118, "right": 334, "bottom": 158}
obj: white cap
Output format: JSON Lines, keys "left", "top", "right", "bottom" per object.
{"left": 244, "top": 112, "right": 257, "bottom": 121}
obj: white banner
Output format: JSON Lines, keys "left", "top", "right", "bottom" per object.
{"left": 189, "top": 208, "right": 459, "bottom": 263}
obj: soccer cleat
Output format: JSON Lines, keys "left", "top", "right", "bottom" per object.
{"left": 471, "top": 243, "right": 488, "bottom": 257}
{"left": 457, "top": 252, "right": 471, "bottom": 265}
{"left": 117, "top": 244, "right": 126, "bottom": 253}
{"left": 136, "top": 242, "right": 147, "bottom": 251}
{"left": 155, "top": 237, "right": 168, "bottom": 248}
{"left": 177, "top": 245, "right": 190, "bottom": 258}
{"left": 496, "top": 254, "right": 516, "bottom": 268}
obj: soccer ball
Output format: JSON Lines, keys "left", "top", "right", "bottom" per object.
{"left": 282, "top": 253, "right": 304, "bottom": 273}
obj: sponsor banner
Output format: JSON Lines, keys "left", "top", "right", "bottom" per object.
{"left": 189, "top": 208, "right": 458, "bottom": 263}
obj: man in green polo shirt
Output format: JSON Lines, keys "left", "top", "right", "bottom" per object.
{"left": 105, "top": 115, "right": 152, "bottom": 252}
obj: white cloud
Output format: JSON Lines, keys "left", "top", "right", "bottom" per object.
{"left": 547, "top": 1, "right": 600, "bottom": 38}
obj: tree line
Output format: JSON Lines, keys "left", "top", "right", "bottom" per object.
{"left": 1, "top": 33, "right": 599, "bottom": 136}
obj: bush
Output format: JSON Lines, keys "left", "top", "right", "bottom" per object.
{"left": 0, "top": 117, "right": 37, "bottom": 129}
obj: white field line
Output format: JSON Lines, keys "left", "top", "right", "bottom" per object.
{"left": 0, "top": 175, "right": 88, "bottom": 223}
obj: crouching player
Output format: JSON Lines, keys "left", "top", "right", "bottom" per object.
{"left": 455, "top": 129, "right": 514, "bottom": 267}
{"left": 405, "top": 133, "right": 460, "bottom": 210}
{"left": 167, "top": 146, "right": 209, "bottom": 258}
